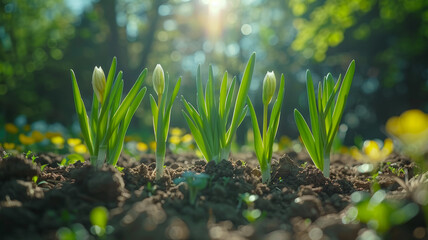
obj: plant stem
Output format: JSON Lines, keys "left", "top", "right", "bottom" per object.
{"left": 155, "top": 143, "right": 166, "bottom": 180}
{"left": 323, "top": 151, "right": 330, "bottom": 178}
{"left": 189, "top": 188, "right": 197, "bottom": 205}
{"left": 261, "top": 163, "right": 271, "bottom": 184}
{"left": 96, "top": 145, "right": 107, "bottom": 169}
{"left": 263, "top": 104, "right": 268, "bottom": 144}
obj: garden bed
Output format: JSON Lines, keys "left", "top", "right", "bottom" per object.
{"left": 0, "top": 151, "right": 425, "bottom": 240}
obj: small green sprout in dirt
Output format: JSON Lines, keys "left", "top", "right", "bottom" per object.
{"left": 57, "top": 223, "right": 89, "bottom": 240}
{"left": 150, "top": 64, "right": 181, "bottom": 180}
{"left": 294, "top": 60, "right": 355, "bottom": 178}
{"left": 238, "top": 193, "right": 262, "bottom": 223}
{"left": 146, "top": 182, "right": 157, "bottom": 196}
{"left": 247, "top": 71, "right": 285, "bottom": 184}
{"left": 174, "top": 171, "right": 209, "bottom": 205}
{"left": 71, "top": 57, "right": 147, "bottom": 168}
{"left": 59, "top": 153, "right": 85, "bottom": 167}
{"left": 181, "top": 53, "right": 255, "bottom": 163}
{"left": 344, "top": 190, "right": 419, "bottom": 235}
{"left": 90, "top": 206, "right": 112, "bottom": 237}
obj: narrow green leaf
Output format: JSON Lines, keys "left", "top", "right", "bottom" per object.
{"left": 109, "top": 68, "right": 146, "bottom": 138}
{"left": 70, "top": 70, "right": 93, "bottom": 155}
{"left": 219, "top": 71, "right": 228, "bottom": 118}
{"left": 247, "top": 97, "right": 263, "bottom": 161}
{"left": 294, "top": 109, "right": 321, "bottom": 169}
{"left": 163, "top": 77, "right": 181, "bottom": 139}
{"left": 227, "top": 52, "right": 255, "bottom": 142}
{"left": 182, "top": 111, "right": 210, "bottom": 161}
{"left": 103, "top": 57, "right": 117, "bottom": 104}
{"left": 150, "top": 95, "right": 158, "bottom": 138}
{"left": 328, "top": 60, "right": 355, "bottom": 145}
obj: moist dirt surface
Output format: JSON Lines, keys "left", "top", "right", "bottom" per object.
{"left": 0, "top": 150, "right": 426, "bottom": 240}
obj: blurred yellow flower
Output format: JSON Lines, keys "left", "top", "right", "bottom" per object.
{"left": 386, "top": 109, "right": 428, "bottom": 144}
{"left": 181, "top": 134, "right": 193, "bottom": 144}
{"left": 136, "top": 142, "right": 148, "bottom": 152}
{"left": 23, "top": 124, "right": 31, "bottom": 132}
{"left": 351, "top": 139, "right": 393, "bottom": 163}
{"left": 3, "top": 142, "right": 15, "bottom": 150}
{"left": 169, "top": 136, "right": 181, "bottom": 145}
{"left": 149, "top": 141, "right": 157, "bottom": 151}
{"left": 170, "top": 128, "right": 183, "bottom": 136}
{"left": 74, "top": 144, "right": 88, "bottom": 154}
{"left": 67, "top": 138, "right": 82, "bottom": 147}
{"left": 5, "top": 123, "right": 18, "bottom": 134}
{"left": 45, "top": 132, "right": 62, "bottom": 139}
{"left": 31, "top": 131, "right": 45, "bottom": 143}
{"left": 51, "top": 136, "right": 65, "bottom": 145}
{"left": 19, "top": 134, "right": 35, "bottom": 145}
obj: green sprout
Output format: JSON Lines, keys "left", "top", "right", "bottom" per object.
{"left": 344, "top": 190, "right": 419, "bottom": 234}
{"left": 90, "top": 206, "right": 110, "bottom": 237}
{"left": 71, "top": 57, "right": 147, "bottom": 168}
{"left": 150, "top": 64, "right": 181, "bottom": 180}
{"left": 294, "top": 60, "right": 355, "bottom": 178}
{"left": 247, "top": 71, "right": 285, "bottom": 184}
{"left": 181, "top": 53, "right": 255, "bottom": 163}
{"left": 174, "top": 171, "right": 209, "bottom": 205}
{"left": 238, "top": 193, "right": 262, "bottom": 223}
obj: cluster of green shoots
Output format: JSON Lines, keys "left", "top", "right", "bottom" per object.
{"left": 71, "top": 57, "right": 147, "bottom": 168}
{"left": 181, "top": 53, "right": 255, "bottom": 164}
{"left": 294, "top": 60, "right": 355, "bottom": 177}
{"left": 71, "top": 54, "right": 355, "bottom": 183}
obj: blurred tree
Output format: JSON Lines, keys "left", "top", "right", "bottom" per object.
{"left": 289, "top": 0, "right": 428, "bottom": 141}
{"left": 0, "top": 0, "right": 75, "bottom": 122}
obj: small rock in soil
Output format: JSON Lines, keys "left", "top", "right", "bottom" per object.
{"left": 0, "top": 155, "right": 39, "bottom": 181}
{"left": 70, "top": 164, "right": 127, "bottom": 202}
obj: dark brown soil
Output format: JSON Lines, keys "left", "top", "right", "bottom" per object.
{"left": 0, "top": 150, "right": 426, "bottom": 240}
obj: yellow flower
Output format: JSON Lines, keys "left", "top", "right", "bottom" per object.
{"left": 73, "top": 144, "right": 88, "bottom": 154}
{"left": 352, "top": 139, "right": 393, "bottom": 163}
{"left": 51, "top": 136, "right": 65, "bottom": 145}
{"left": 3, "top": 142, "right": 15, "bottom": 150}
{"left": 170, "top": 128, "right": 183, "bottom": 136}
{"left": 19, "top": 134, "right": 35, "bottom": 145}
{"left": 169, "top": 136, "right": 181, "bottom": 145}
{"left": 386, "top": 109, "right": 428, "bottom": 144}
{"left": 136, "top": 142, "right": 148, "bottom": 152}
{"left": 149, "top": 141, "right": 157, "bottom": 151}
{"left": 31, "top": 131, "right": 45, "bottom": 143}
{"left": 181, "top": 134, "right": 193, "bottom": 144}
{"left": 45, "top": 132, "right": 62, "bottom": 139}
{"left": 5, "top": 123, "right": 18, "bottom": 134}
{"left": 67, "top": 138, "right": 82, "bottom": 147}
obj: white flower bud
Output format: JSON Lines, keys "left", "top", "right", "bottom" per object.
{"left": 153, "top": 64, "right": 165, "bottom": 96}
{"left": 262, "top": 71, "right": 276, "bottom": 105}
{"left": 92, "top": 66, "right": 106, "bottom": 104}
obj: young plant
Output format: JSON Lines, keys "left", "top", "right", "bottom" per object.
{"left": 247, "top": 71, "right": 285, "bottom": 184}
{"left": 181, "top": 53, "right": 255, "bottom": 163}
{"left": 294, "top": 60, "right": 355, "bottom": 178}
{"left": 174, "top": 171, "right": 209, "bottom": 205}
{"left": 150, "top": 64, "right": 181, "bottom": 180}
{"left": 71, "top": 57, "right": 147, "bottom": 168}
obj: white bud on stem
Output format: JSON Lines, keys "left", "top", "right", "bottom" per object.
{"left": 153, "top": 64, "right": 165, "bottom": 96}
{"left": 92, "top": 66, "right": 106, "bottom": 104}
{"left": 262, "top": 71, "right": 276, "bottom": 105}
